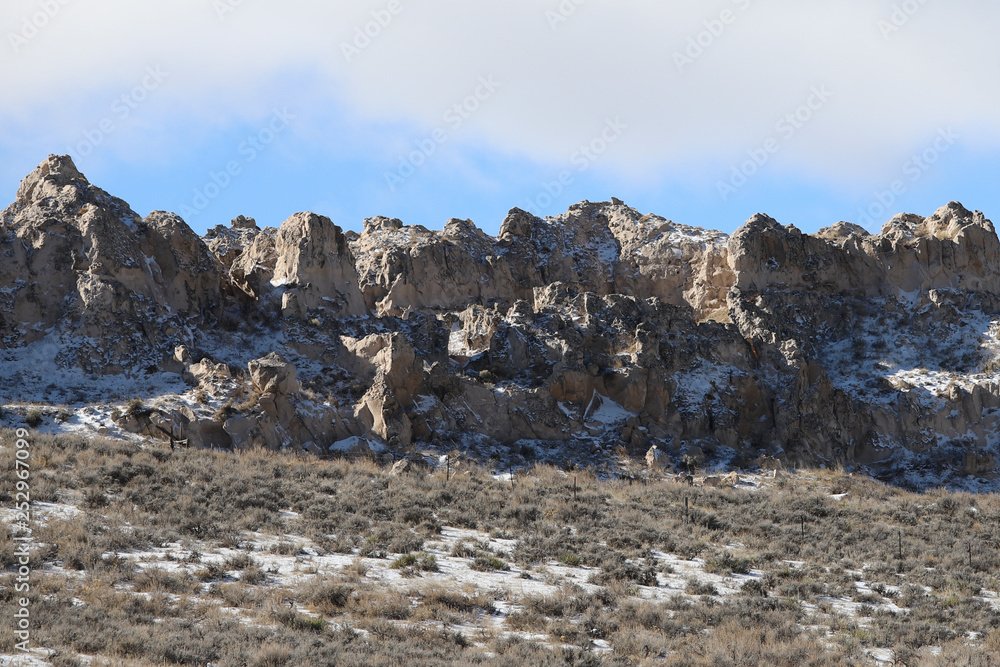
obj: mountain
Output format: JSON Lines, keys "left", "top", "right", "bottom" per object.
{"left": 3, "top": 155, "right": 1000, "bottom": 489}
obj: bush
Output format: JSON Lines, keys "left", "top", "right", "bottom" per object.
{"left": 125, "top": 398, "right": 150, "bottom": 418}
{"left": 705, "top": 551, "right": 753, "bottom": 575}
{"left": 686, "top": 578, "right": 718, "bottom": 596}
{"left": 25, "top": 408, "right": 43, "bottom": 427}
{"left": 740, "top": 579, "right": 769, "bottom": 597}
{"left": 471, "top": 556, "right": 510, "bottom": 572}
{"left": 391, "top": 552, "right": 438, "bottom": 573}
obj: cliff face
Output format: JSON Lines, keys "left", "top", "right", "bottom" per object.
{"left": 3, "top": 155, "right": 1000, "bottom": 488}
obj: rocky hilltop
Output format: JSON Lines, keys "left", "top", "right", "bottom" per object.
{"left": 3, "top": 155, "right": 1000, "bottom": 489}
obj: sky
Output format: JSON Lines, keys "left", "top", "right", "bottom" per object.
{"left": 1, "top": 0, "right": 998, "bottom": 237}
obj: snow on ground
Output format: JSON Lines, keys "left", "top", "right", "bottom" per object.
{"left": 672, "top": 361, "right": 740, "bottom": 414}
{"left": 0, "top": 332, "right": 187, "bottom": 406}
{"left": 0, "top": 652, "right": 53, "bottom": 667}
{"left": 0, "top": 501, "right": 82, "bottom": 527}
{"left": 582, "top": 391, "right": 633, "bottom": 425}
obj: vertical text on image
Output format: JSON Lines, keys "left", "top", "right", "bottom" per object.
{"left": 12, "top": 427, "right": 32, "bottom": 653}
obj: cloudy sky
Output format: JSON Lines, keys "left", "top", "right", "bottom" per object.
{"left": 1, "top": 0, "right": 997, "bottom": 236}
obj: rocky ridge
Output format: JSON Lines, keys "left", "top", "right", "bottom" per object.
{"left": 3, "top": 155, "right": 1000, "bottom": 489}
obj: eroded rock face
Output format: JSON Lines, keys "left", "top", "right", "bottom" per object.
{"left": 728, "top": 203, "right": 1000, "bottom": 475}
{"left": 0, "top": 155, "right": 229, "bottom": 372}
{"left": 348, "top": 201, "right": 733, "bottom": 321}
{"left": 6, "top": 155, "right": 1000, "bottom": 487}
{"left": 353, "top": 216, "right": 514, "bottom": 316}
{"left": 204, "top": 215, "right": 261, "bottom": 270}
{"left": 248, "top": 352, "right": 299, "bottom": 394}
{"left": 272, "top": 212, "right": 367, "bottom": 318}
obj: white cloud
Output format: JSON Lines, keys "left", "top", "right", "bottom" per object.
{"left": 2, "top": 0, "right": 998, "bottom": 188}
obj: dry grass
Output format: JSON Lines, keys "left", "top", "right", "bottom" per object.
{"left": 3, "top": 429, "right": 1000, "bottom": 665}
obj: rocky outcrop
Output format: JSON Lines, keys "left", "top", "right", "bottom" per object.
{"left": 204, "top": 215, "right": 262, "bottom": 270}
{"left": 0, "top": 155, "right": 228, "bottom": 372}
{"left": 5, "top": 156, "right": 1000, "bottom": 488}
{"left": 727, "top": 203, "right": 1000, "bottom": 475}
{"left": 272, "top": 212, "right": 367, "bottom": 318}
{"left": 353, "top": 216, "right": 515, "bottom": 316}
{"left": 248, "top": 352, "right": 299, "bottom": 394}
{"left": 230, "top": 227, "right": 278, "bottom": 299}
{"left": 348, "top": 201, "right": 733, "bottom": 321}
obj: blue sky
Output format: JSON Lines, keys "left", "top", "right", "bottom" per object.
{"left": 2, "top": 0, "right": 998, "bottom": 237}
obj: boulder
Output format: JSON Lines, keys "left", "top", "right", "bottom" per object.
{"left": 271, "top": 212, "right": 367, "bottom": 317}
{"left": 645, "top": 445, "right": 671, "bottom": 471}
{"left": 248, "top": 353, "right": 299, "bottom": 394}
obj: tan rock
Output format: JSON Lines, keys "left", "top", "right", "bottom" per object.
{"left": 205, "top": 215, "right": 261, "bottom": 269}
{"left": 964, "top": 450, "right": 995, "bottom": 477}
{"left": 248, "top": 353, "right": 299, "bottom": 394}
{"left": 186, "top": 359, "right": 232, "bottom": 385}
{"left": 645, "top": 445, "right": 671, "bottom": 471}
{"left": 271, "top": 212, "right": 366, "bottom": 317}
{"left": 230, "top": 228, "right": 278, "bottom": 298}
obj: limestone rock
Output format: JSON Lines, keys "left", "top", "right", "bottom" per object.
{"left": 186, "top": 359, "right": 232, "bottom": 385}
{"left": 272, "top": 212, "right": 366, "bottom": 318}
{"left": 6, "top": 153, "right": 1000, "bottom": 486}
{"left": 248, "top": 353, "right": 299, "bottom": 394}
{"left": 645, "top": 445, "right": 671, "bottom": 471}
{"left": 0, "top": 155, "right": 234, "bottom": 373}
{"left": 205, "top": 215, "right": 261, "bottom": 269}
{"left": 230, "top": 226, "right": 278, "bottom": 298}
{"left": 140, "top": 210, "right": 226, "bottom": 318}
{"left": 352, "top": 216, "right": 515, "bottom": 315}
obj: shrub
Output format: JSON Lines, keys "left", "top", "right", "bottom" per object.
{"left": 471, "top": 556, "right": 510, "bottom": 572}
{"left": 685, "top": 578, "right": 718, "bottom": 596}
{"left": 25, "top": 408, "right": 43, "bottom": 427}
{"left": 213, "top": 399, "right": 237, "bottom": 422}
{"left": 740, "top": 579, "right": 769, "bottom": 597}
{"left": 392, "top": 552, "right": 438, "bottom": 573}
{"left": 705, "top": 551, "right": 753, "bottom": 575}
{"left": 557, "top": 552, "right": 582, "bottom": 567}
{"left": 195, "top": 562, "right": 228, "bottom": 582}
{"left": 125, "top": 398, "right": 150, "bottom": 417}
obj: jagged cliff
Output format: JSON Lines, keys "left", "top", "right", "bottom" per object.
{"left": 3, "top": 155, "right": 999, "bottom": 488}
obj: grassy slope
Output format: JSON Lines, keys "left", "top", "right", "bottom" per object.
{"left": 2, "top": 429, "right": 1000, "bottom": 666}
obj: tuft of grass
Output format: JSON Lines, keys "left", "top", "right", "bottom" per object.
{"left": 557, "top": 552, "right": 582, "bottom": 567}
{"left": 471, "top": 555, "right": 510, "bottom": 572}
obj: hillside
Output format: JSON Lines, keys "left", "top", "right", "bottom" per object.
{"left": 2, "top": 429, "right": 1000, "bottom": 666}
{"left": 2, "top": 155, "right": 1000, "bottom": 488}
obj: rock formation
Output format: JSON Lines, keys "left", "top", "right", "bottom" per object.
{"left": 3, "top": 155, "right": 1000, "bottom": 489}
